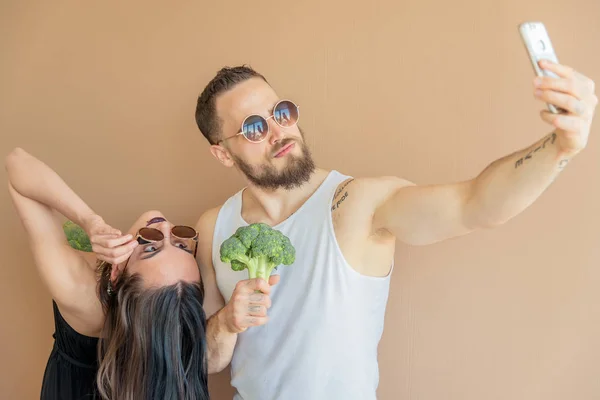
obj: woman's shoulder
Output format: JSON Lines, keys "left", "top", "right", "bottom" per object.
{"left": 53, "top": 292, "right": 104, "bottom": 339}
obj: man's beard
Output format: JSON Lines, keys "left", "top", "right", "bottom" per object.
{"left": 232, "top": 138, "right": 316, "bottom": 191}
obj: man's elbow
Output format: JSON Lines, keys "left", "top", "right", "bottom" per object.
{"left": 468, "top": 212, "right": 511, "bottom": 230}
{"left": 208, "top": 361, "right": 230, "bottom": 375}
{"left": 207, "top": 351, "right": 231, "bottom": 374}
{"left": 463, "top": 191, "right": 512, "bottom": 230}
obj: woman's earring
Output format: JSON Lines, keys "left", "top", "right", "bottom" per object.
{"left": 107, "top": 280, "right": 114, "bottom": 296}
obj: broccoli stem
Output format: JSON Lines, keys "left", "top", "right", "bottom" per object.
{"left": 246, "top": 256, "right": 277, "bottom": 281}
{"left": 245, "top": 258, "right": 259, "bottom": 279}
{"left": 264, "top": 263, "right": 277, "bottom": 279}
{"left": 255, "top": 256, "right": 269, "bottom": 280}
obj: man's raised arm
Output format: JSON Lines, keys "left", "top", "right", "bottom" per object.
{"left": 373, "top": 60, "right": 597, "bottom": 246}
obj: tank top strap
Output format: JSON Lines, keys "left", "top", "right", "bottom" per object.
{"left": 295, "top": 170, "right": 353, "bottom": 223}
{"left": 51, "top": 301, "right": 99, "bottom": 368}
{"left": 322, "top": 170, "right": 354, "bottom": 208}
{"left": 278, "top": 170, "right": 354, "bottom": 226}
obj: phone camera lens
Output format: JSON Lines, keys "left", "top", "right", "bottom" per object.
{"left": 537, "top": 40, "right": 546, "bottom": 51}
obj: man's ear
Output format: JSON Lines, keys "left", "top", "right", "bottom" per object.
{"left": 210, "top": 144, "right": 235, "bottom": 167}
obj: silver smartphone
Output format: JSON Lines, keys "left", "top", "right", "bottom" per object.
{"left": 518, "top": 21, "right": 563, "bottom": 113}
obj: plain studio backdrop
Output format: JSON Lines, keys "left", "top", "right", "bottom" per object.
{"left": 1, "top": 1, "right": 599, "bottom": 399}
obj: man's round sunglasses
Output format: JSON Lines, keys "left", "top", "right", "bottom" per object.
{"left": 135, "top": 225, "right": 199, "bottom": 258}
{"left": 218, "top": 99, "right": 300, "bottom": 144}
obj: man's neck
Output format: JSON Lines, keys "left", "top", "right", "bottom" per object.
{"left": 241, "top": 168, "right": 330, "bottom": 226}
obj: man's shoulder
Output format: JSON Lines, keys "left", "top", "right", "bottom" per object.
{"left": 195, "top": 205, "right": 223, "bottom": 235}
{"left": 333, "top": 175, "right": 415, "bottom": 203}
{"left": 353, "top": 175, "right": 413, "bottom": 187}
{"left": 330, "top": 175, "right": 415, "bottom": 229}
{"left": 194, "top": 187, "right": 246, "bottom": 248}
{"left": 194, "top": 205, "right": 223, "bottom": 271}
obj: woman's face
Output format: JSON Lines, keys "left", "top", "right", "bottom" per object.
{"left": 115, "top": 211, "right": 200, "bottom": 288}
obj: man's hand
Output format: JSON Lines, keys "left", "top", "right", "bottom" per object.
{"left": 220, "top": 275, "right": 280, "bottom": 333}
{"left": 534, "top": 60, "right": 597, "bottom": 156}
{"left": 83, "top": 214, "right": 138, "bottom": 265}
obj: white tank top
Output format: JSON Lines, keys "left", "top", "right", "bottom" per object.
{"left": 212, "top": 170, "right": 392, "bottom": 400}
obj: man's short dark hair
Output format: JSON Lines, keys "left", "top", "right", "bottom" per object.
{"left": 195, "top": 65, "right": 268, "bottom": 145}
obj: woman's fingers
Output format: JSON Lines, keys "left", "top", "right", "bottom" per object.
{"left": 92, "top": 239, "right": 138, "bottom": 263}
{"left": 91, "top": 233, "right": 134, "bottom": 248}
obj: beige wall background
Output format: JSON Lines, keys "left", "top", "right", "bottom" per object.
{"left": 1, "top": 1, "right": 599, "bottom": 399}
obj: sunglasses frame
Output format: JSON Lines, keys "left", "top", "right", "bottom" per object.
{"left": 135, "top": 225, "right": 199, "bottom": 258}
{"left": 218, "top": 99, "right": 300, "bottom": 144}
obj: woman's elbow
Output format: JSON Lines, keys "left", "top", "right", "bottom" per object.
{"left": 5, "top": 147, "right": 27, "bottom": 172}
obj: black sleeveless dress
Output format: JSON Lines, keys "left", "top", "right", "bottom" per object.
{"left": 40, "top": 301, "right": 99, "bottom": 400}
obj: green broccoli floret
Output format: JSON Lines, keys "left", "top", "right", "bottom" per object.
{"left": 63, "top": 220, "right": 92, "bottom": 252}
{"left": 220, "top": 223, "right": 296, "bottom": 280}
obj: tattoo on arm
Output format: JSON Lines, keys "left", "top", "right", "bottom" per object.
{"left": 333, "top": 179, "right": 354, "bottom": 199}
{"left": 331, "top": 179, "right": 354, "bottom": 212}
{"left": 514, "top": 132, "right": 558, "bottom": 169}
{"left": 248, "top": 305, "right": 262, "bottom": 313}
{"left": 331, "top": 192, "right": 349, "bottom": 211}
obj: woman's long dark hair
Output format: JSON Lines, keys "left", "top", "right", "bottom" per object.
{"left": 96, "top": 262, "right": 209, "bottom": 400}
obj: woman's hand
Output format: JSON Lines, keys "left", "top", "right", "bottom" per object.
{"left": 83, "top": 214, "right": 138, "bottom": 264}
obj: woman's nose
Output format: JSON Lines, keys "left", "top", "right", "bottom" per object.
{"left": 156, "top": 221, "right": 173, "bottom": 237}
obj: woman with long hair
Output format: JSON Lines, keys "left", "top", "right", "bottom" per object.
{"left": 6, "top": 147, "right": 211, "bottom": 400}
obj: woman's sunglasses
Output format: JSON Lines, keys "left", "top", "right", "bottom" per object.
{"left": 135, "top": 226, "right": 199, "bottom": 258}
{"left": 219, "top": 99, "right": 300, "bottom": 144}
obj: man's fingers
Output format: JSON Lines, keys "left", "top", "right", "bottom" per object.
{"left": 254, "top": 278, "right": 272, "bottom": 294}
{"left": 552, "top": 115, "right": 583, "bottom": 132}
{"left": 269, "top": 274, "right": 281, "bottom": 286}
{"left": 540, "top": 110, "right": 582, "bottom": 131}
{"left": 248, "top": 291, "right": 271, "bottom": 308}
{"left": 535, "top": 89, "right": 585, "bottom": 115}
{"left": 538, "top": 60, "right": 595, "bottom": 98}
{"left": 241, "top": 278, "right": 272, "bottom": 294}
{"left": 538, "top": 60, "right": 575, "bottom": 79}
{"left": 245, "top": 316, "right": 268, "bottom": 328}
{"left": 248, "top": 291, "right": 272, "bottom": 309}
{"left": 534, "top": 76, "right": 578, "bottom": 97}
{"left": 228, "top": 277, "right": 277, "bottom": 332}
{"left": 236, "top": 276, "right": 279, "bottom": 294}
{"left": 540, "top": 109, "right": 559, "bottom": 125}
{"left": 247, "top": 305, "right": 268, "bottom": 317}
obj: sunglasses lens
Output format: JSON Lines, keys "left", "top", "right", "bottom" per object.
{"left": 274, "top": 101, "right": 299, "bottom": 127}
{"left": 242, "top": 115, "right": 269, "bottom": 142}
{"left": 172, "top": 226, "right": 197, "bottom": 239}
{"left": 138, "top": 227, "right": 164, "bottom": 241}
